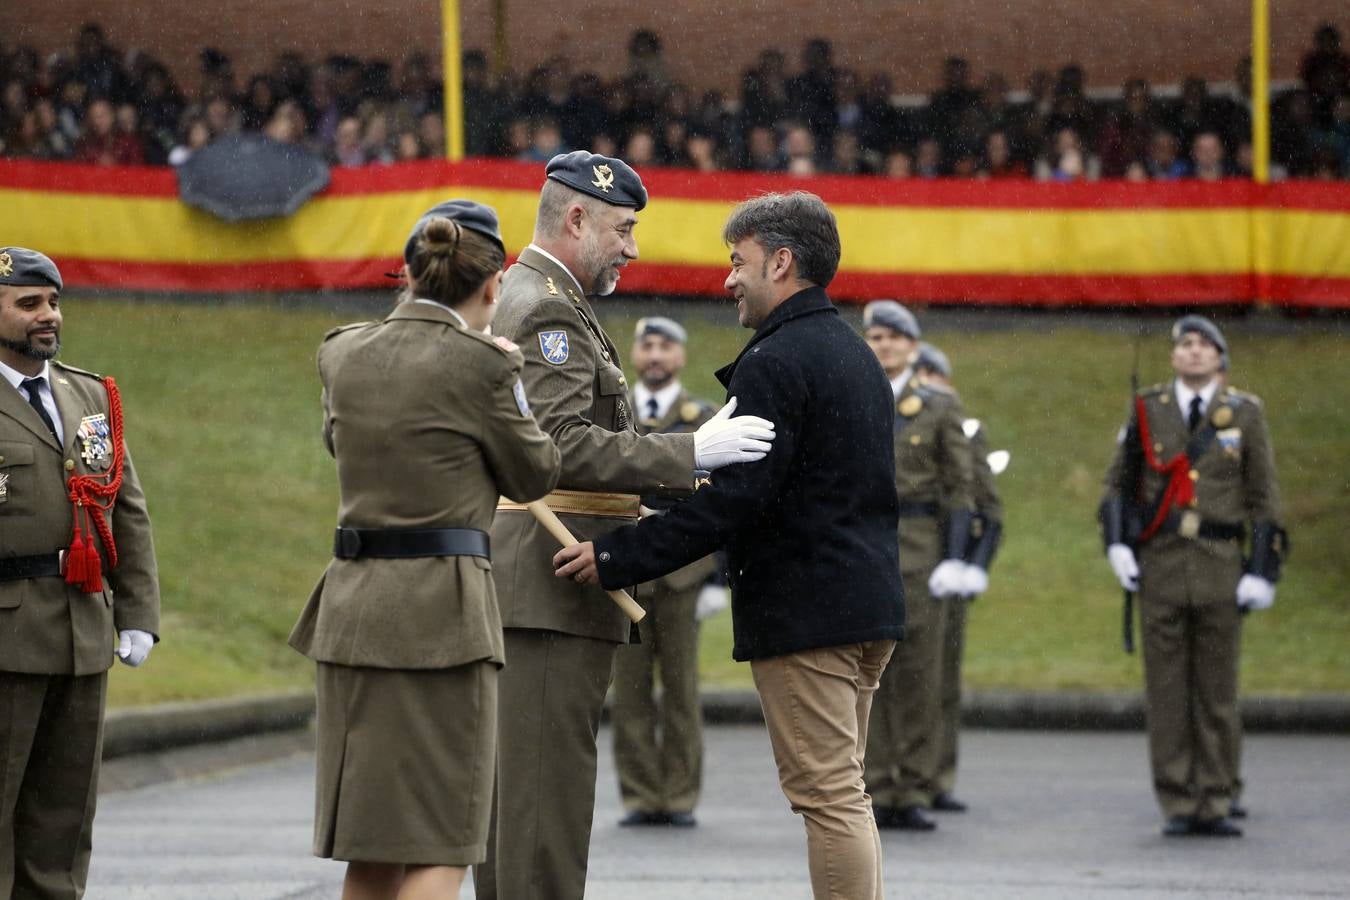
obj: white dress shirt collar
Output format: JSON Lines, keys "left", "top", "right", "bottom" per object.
{"left": 0, "top": 358, "right": 50, "bottom": 392}
{"left": 1175, "top": 378, "right": 1219, "bottom": 417}
{"left": 634, "top": 380, "right": 682, "bottom": 422}
{"left": 890, "top": 367, "right": 913, "bottom": 401}
{"left": 0, "top": 358, "right": 62, "bottom": 445}
{"left": 526, "top": 243, "right": 587, "bottom": 297}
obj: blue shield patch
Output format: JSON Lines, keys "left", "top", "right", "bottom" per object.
{"left": 538, "top": 330, "right": 569, "bottom": 365}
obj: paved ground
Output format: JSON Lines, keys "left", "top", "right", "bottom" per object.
{"left": 88, "top": 726, "right": 1350, "bottom": 899}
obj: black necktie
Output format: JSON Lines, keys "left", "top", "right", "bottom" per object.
{"left": 1188, "top": 396, "right": 1203, "bottom": 432}
{"left": 20, "top": 378, "right": 59, "bottom": 443}
{"left": 646, "top": 398, "right": 659, "bottom": 421}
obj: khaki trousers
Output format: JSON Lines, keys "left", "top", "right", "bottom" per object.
{"left": 475, "top": 629, "right": 616, "bottom": 900}
{"left": 865, "top": 573, "right": 945, "bottom": 809}
{"left": 0, "top": 671, "right": 107, "bottom": 900}
{"left": 612, "top": 581, "right": 702, "bottom": 815}
{"left": 935, "top": 596, "right": 970, "bottom": 796}
{"left": 752, "top": 640, "right": 894, "bottom": 900}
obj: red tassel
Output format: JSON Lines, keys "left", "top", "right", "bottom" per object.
{"left": 65, "top": 524, "right": 88, "bottom": 586}
{"left": 82, "top": 540, "right": 103, "bottom": 593}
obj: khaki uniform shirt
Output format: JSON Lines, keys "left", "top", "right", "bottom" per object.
{"left": 893, "top": 377, "right": 976, "bottom": 576}
{"left": 289, "top": 301, "right": 561, "bottom": 669}
{"left": 489, "top": 247, "right": 696, "bottom": 643}
{"left": 0, "top": 361, "right": 160, "bottom": 675}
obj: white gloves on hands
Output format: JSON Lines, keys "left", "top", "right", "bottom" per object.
{"left": 696, "top": 584, "right": 730, "bottom": 621}
{"left": 694, "top": 397, "right": 776, "bottom": 471}
{"left": 928, "top": 559, "right": 968, "bottom": 598}
{"left": 1236, "top": 574, "right": 1276, "bottom": 611}
{"left": 1107, "top": 543, "right": 1140, "bottom": 592}
{"left": 960, "top": 564, "right": 989, "bottom": 597}
{"left": 117, "top": 629, "right": 155, "bottom": 667}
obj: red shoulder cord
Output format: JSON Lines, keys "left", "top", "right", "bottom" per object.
{"left": 64, "top": 376, "right": 125, "bottom": 593}
{"left": 1133, "top": 394, "right": 1196, "bottom": 542}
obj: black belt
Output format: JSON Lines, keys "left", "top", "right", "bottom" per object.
{"left": 1159, "top": 512, "right": 1244, "bottom": 542}
{"left": 333, "top": 527, "right": 490, "bottom": 560}
{"left": 897, "top": 501, "right": 940, "bottom": 518}
{"left": 0, "top": 553, "right": 63, "bottom": 583}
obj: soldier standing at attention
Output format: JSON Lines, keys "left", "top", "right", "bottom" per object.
{"left": 0, "top": 247, "right": 161, "bottom": 899}
{"left": 912, "top": 341, "right": 1004, "bottom": 814}
{"left": 476, "top": 152, "right": 778, "bottom": 900}
{"left": 860, "top": 301, "right": 976, "bottom": 832}
{"left": 289, "top": 202, "right": 561, "bottom": 899}
{"left": 1101, "top": 315, "right": 1284, "bottom": 838}
{"left": 613, "top": 316, "right": 720, "bottom": 829}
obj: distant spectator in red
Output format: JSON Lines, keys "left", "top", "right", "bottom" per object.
{"left": 1299, "top": 23, "right": 1350, "bottom": 125}
{"left": 74, "top": 98, "right": 144, "bottom": 165}
{"left": 980, "top": 130, "right": 1029, "bottom": 179}
{"left": 1098, "top": 78, "right": 1158, "bottom": 177}
{"left": 1189, "top": 131, "right": 1228, "bottom": 181}
{"left": 1145, "top": 129, "right": 1188, "bottom": 180}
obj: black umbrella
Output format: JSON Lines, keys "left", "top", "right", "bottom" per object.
{"left": 176, "top": 133, "right": 330, "bottom": 222}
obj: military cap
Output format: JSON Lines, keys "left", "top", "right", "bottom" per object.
{"left": 404, "top": 199, "right": 504, "bottom": 263}
{"left": 914, "top": 342, "right": 952, "bottom": 378}
{"left": 545, "top": 150, "right": 648, "bottom": 211}
{"left": 862, "top": 299, "right": 920, "bottom": 339}
{"left": 634, "top": 316, "right": 687, "bottom": 345}
{"left": 0, "top": 247, "right": 63, "bottom": 291}
{"left": 1171, "top": 314, "right": 1228, "bottom": 358}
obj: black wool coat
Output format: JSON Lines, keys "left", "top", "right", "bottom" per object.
{"left": 595, "top": 286, "right": 905, "bottom": 660}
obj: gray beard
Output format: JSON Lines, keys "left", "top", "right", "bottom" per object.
{"left": 0, "top": 334, "right": 60, "bottom": 361}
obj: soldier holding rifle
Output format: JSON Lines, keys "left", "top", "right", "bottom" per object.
{"left": 1100, "top": 315, "right": 1286, "bottom": 838}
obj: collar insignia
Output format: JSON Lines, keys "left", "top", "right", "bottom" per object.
{"left": 545, "top": 276, "right": 559, "bottom": 296}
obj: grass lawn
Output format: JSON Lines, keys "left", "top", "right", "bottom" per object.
{"left": 58, "top": 296, "right": 1348, "bottom": 707}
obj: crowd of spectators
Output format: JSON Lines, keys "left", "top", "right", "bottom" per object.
{"left": 3, "top": 22, "right": 1349, "bottom": 181}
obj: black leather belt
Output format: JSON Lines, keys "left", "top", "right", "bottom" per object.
{"left": 333, "top": 527, "right": 490, "bottom": 560}
{"left": 1160, "top": 512, "right": 1244, "bottom": 542}
{"left": 0, "top": 553, "right": 63, "bottom": 583}
{"left": 897, "top": 501, "right": 940, "bottom": 518}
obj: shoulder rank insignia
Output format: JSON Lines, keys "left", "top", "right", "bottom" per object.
{"left": 77, "top": 413, "right": 112, "bottom": 470}
{"left": 898, "top": 395, "right": 923, "bottom": 418}
{"left": 680, "top": 401, "right": 702, "bottom": 423}
{"left": 545, "top": 276, "right": 559, "bottom": 296}
{"left": 592, "top": 164, "right": 614, "bottom": 192}
{"left": 1211, "top": 404, "right": 1234, "bottom": 428}
{"left": 538, "top": 330, "right": 569, "bottom": 365}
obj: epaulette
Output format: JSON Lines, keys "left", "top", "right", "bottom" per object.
{"left": 52, "top": 360, "right": 104, "bottom": 380}
{"left": 1138, "top": 382, "right": 1168, "bottom": 397}
{"left": 921, "top": 379, "right": 957, "bottom": 397}
{"left": 321, "top": 321, "right": 372, "bottom": 342}
{"left": 1225, "top": 387, "right": 1262, "bottom": 407}
{"left": 462, "top": 328, "right": 518, "bottom": 359}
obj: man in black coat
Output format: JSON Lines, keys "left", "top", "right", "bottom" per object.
{"left": 555, "top": 191, "right": 904, "bottom": 900}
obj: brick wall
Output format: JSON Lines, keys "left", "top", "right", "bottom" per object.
{"left": 14, "top": 1, "right": 1345, "bottom": 96}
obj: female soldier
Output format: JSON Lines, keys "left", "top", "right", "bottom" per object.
{"left": 289, "top": 200, "right": 561, "bottom": 899}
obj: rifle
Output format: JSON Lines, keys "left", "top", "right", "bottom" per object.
{"left": 1105, "top": 331, "right": 1146, "bottom": 654}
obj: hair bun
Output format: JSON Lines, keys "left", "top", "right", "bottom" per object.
{"left": 419, "top": 216, "right": 463, "bottom": 256}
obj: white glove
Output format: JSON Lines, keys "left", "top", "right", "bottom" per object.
{"left": 1236, "top": 574, "right": 1275, "bottom": 611}
{"left": 1107, "top": 543, "right": 1140, "bottom": 592}
{"left": 961, "top": 564, "right": 989, "bottom": 597}
{"left": 693, "top": 397, "right": 776, "bottom": 471}
{"left": 696, "top": 584, "right": 730, "bottom": 621}
{"left": 117, "top": 629, "right": 155, "bottom": 667}
{"left": 928, "top": 559, "right": 967, "bottom": 598}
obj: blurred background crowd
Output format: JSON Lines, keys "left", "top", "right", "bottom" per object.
{"left": 2, "top": 21, "right": 1348, "bottom": 180}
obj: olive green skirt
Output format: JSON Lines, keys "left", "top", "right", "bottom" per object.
{"left": 313, "top": 660, "right": 497, "bottom": 865}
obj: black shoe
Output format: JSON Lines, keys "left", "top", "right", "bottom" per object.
{"left": 1192, "top": 816, "right": 1243, "bottom": 837}
{"left": 1162, "top": 816, "right": 1195, "bottom": 837}
{"left": 1229, "top": 801, "right": 1248, "bottom": 819}
{"left": 886, "top": 805, "right": 938, "bottom": 831}
{"left": 665, "top": 811, "right": 697, "bottom": 828}
{"left": 619, "top": 810, "right": 668, "bottom": 826}
{"left": 932, "top": 792, "right": 968, "bottom": 813}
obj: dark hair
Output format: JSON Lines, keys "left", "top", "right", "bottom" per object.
{"left": 721, "top": 191, "right": 840, "bottom": 288}
{"left": 404, "top": 216, "right": 505, "bottom": 307}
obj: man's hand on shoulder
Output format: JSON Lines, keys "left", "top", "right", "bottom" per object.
{"left": 693, "top": 396, "right": 777, "bottom": 471}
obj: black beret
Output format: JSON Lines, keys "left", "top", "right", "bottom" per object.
{"left": 1171, "top": 314, "right": 1228, "bottom": 357}
{"left": 634, "top": 316, "right": 687, "bottom": 345}
{"left": 862, "top": 300, "right": 920, "bottom": 339}
{"left": 404, "top": 199, "right": 504, "bottom": 263}
{"left": 545, "top": 151, "right": 648, "bottom": 211}
{"left": 0, "top": 247, "right": 63, "bottom": 291}
{"left": 914, "top": 342, "right": 952, "bottom": 378}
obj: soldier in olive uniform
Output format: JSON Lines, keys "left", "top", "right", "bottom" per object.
{"left": 913, "top": 342, "right": 1004, "bottom": 813}
{"left": 289, "top": 202, "right": 561, "bottom": 898}
{"left": 1101, "top": 315, "right": 1284, "bottom": 838}
{"left": 613, "top": 316, "right": 720, "bottom": 828}
{"left": 861, "top": 302, "right": 976, "bottom": 832}
{"left": 476, "top": 152, "right": 777, "bottom": 900}
{"left": 0, "top": 247, "right": 160, "bottom": 900}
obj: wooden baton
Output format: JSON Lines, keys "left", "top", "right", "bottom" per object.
{"left": 526, "top": 500, "right": 646, "bottom": 623}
